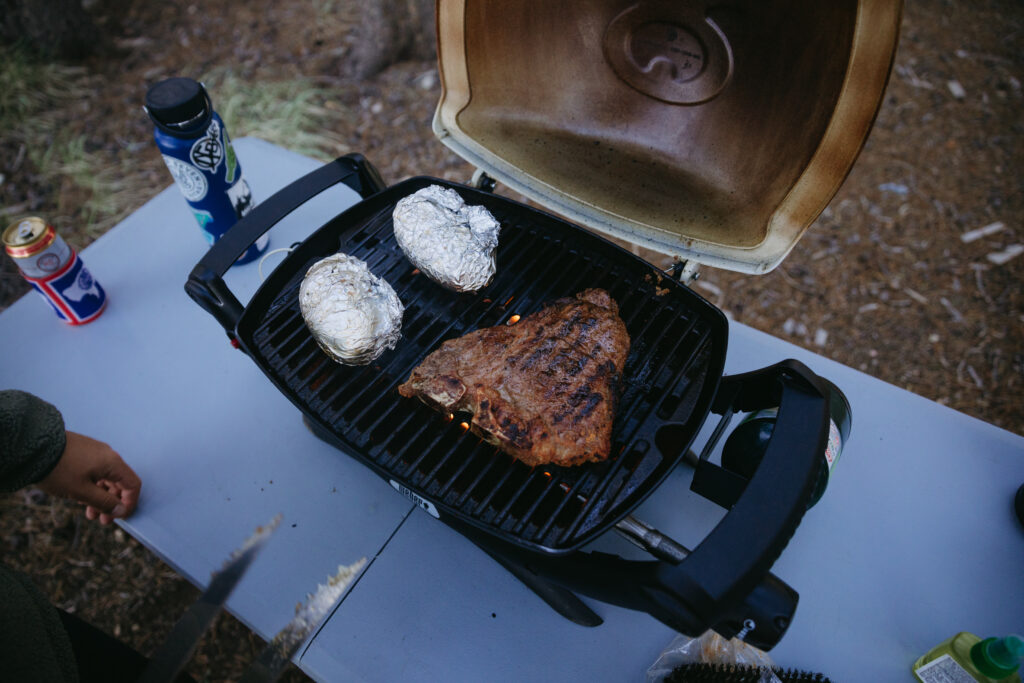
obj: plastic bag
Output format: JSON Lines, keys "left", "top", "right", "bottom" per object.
{"left": 646, "top": 630, "right": 783, "bottom": 683}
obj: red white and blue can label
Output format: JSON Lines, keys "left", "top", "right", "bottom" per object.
{"left": 27, "top": 251, "right": 106, "bottom": 324}
{"left": 4, "top": 217, "right": 106, "bottom": 325}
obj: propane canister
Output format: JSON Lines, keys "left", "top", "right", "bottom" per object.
{"left": 721, "top": 378, "right": 851, "bottom": 508}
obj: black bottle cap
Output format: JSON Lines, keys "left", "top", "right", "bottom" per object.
{"left": 145, "top": 77, "right": 211, "bottom": 136}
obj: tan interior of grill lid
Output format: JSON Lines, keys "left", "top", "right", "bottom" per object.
{"left": 432, "top": 0, "right": 901, "bottom": 274}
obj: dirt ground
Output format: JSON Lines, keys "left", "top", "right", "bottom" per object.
{"left": 1, "top": 1, "right": 1021, "bottom": 681}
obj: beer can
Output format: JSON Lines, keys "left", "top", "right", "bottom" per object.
{"left": 144, "top": 77, "right": 268, "bottom": 264}
{"left": 3, "top": 217, "right": 107, "bottom": 324}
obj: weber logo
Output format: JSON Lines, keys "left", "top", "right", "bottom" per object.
{"left": 390, "top": 480, "right": 440, "bottom": 519}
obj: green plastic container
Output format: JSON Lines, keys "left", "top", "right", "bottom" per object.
{"left": 913, "top": 632, "right": 1024, "bottom": 682}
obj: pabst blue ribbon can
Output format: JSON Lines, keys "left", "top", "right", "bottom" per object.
{"left": 144, "top": 77, "right": 267, "bottom": 264}
{"left": 3, "top": 217, "right": 107, "bottom": 324}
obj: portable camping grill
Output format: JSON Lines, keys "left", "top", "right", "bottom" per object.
{"left": 186, "top": 0, "right": 900, "bottom": 651}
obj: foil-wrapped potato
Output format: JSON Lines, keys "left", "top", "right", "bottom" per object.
{"left": 392, "top": 185, "right": 501, "bottom": 292}
{"left": 299, "top": 253, "right": 403, "bottom": 365}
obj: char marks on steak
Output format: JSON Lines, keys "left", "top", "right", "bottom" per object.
{"left": 397, "top": 289, "right": 630, "bottom": 467}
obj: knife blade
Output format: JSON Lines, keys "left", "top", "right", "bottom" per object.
{"left": 138, "top": 514, "right": 282, "bottom": 683}
{"left": 238, "top": 557, "right": 367, "bottom": 683}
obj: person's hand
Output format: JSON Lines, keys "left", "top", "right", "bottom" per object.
{"left": 37, "top": 431, "right": 142, "bottom": 525}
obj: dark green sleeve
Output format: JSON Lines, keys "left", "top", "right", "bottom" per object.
{"left": 0, "top": 564, "right": 79, "bottom": 682}
{"left": 0, "top": 390, "right": 67, "bottom": 493}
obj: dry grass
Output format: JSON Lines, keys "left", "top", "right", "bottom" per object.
{"left": 0, "top": 48, "right": 355, "bottom": 243}
{"left": 210, "top": 71, "right": 352, "bottom": 160}
{"left": 0, "top": 47, "right": 91, "bottom": 130}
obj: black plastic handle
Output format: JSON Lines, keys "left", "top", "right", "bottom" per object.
{"left": 184, "top": 154, "right": 386, "bottom": 338}
{"left": 485, "top": 359, "right": 829, "bottom": 650}
{"left": 656, "top": 359, "right": 828, "bottom": 646}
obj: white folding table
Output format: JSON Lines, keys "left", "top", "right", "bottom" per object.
{"left": 1, "top": 138, "right": 1020, "bottom": 682}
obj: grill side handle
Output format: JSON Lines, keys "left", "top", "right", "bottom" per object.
{"left": 185, "top": 154, "right": 386, "bottom": 338}
{"left": 661, "top": 359, "right": 829, "bottom": 647}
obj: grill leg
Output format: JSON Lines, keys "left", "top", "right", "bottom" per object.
{"left": 469, "top": 538, "right": 603, "bottom": 628}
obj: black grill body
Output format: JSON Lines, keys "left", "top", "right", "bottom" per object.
{"left": 187, "top": 155, "right": 834, "bottom": 650}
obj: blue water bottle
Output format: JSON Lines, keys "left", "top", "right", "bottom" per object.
{"left": 144, "top": 77, "right": 267, "bottom": 263}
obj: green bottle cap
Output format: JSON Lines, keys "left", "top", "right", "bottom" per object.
{"left": 970, "top": 635, "right": 1024, "bottom": 679}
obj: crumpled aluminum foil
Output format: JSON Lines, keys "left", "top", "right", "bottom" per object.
{"left": 392, "top": 185, "right": 501, "bottom": 292}
{"left": 299, "top": 253, "right": 403, "bottom": 365}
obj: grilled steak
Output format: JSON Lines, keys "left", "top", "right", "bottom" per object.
{"left": 397, "top": 289, "right": 630, "bottom": 467}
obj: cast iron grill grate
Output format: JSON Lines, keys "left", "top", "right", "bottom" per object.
{"left": 247, "top": 180, "right": 721, "bottom": 552}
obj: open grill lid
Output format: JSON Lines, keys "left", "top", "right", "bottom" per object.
{"left": 432, "top": 0, "right": 902, "bottom": 273}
